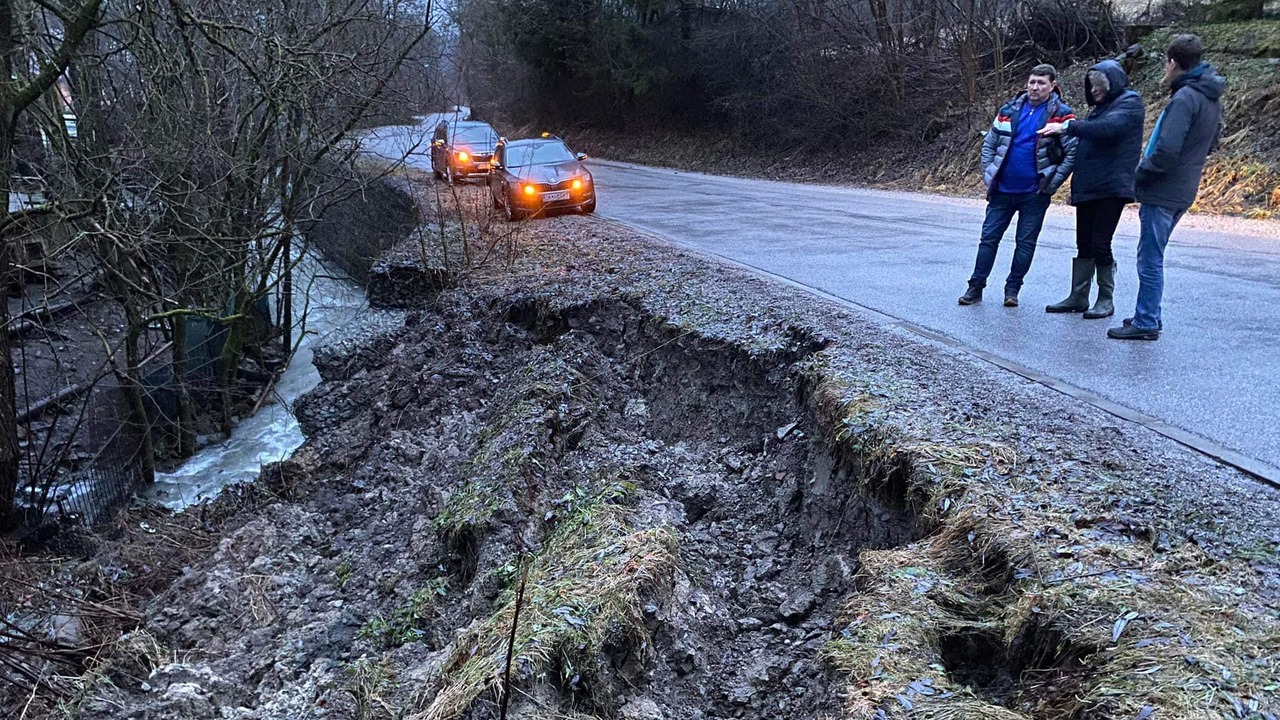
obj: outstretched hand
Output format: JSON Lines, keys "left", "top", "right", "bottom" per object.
{"left": 1038, "top": 122, "right": 1067, "bottom": 136}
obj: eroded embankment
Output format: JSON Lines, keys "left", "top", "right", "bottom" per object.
{"left": 56, "top": 259, "right": 1277, "bottom": 720}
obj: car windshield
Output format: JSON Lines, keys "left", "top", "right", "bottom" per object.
{"left": 451, "top": 126, "right": 497, "bottom": 146}
{"left": 505, "top": 142, "right": 574, "bottom": 167}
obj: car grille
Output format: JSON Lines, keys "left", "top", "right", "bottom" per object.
{"left": 530, "top": 179, "right": 576, "bottom": 191}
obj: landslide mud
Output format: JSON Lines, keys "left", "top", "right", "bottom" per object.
{"left": 20, "top": 202, "right": 1278, "bottom": 720}
{"left": 64, "top": 292, "right": 948, "bottom": 720}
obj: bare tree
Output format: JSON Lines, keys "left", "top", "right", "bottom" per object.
{"left": 0, "top": 0, "right": 104, "bottom": 528}
{"left": 1, "top": 0, "right": 440, "bottom": 526}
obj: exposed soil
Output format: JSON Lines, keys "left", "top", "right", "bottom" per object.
{"left": 2, "top": 180, "right": 1278, "bottom": 720}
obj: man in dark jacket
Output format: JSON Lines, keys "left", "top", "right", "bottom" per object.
{"left": 959, "top": 64, "right": 1078, "bottom": 307}
{"left": 1109, "top": 34, "right": 1224, "bottom": 340}
{"left": 1038, "top": 59, "right": 1144, "bottom": 319}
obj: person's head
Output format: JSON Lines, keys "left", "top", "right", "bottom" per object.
{"left": 1087, "top": 69, "right": 1111, "bottom": 104}
{"left": 1165, "top": 34, "right": 1203, "bottom": 85}
{"left": 1027, "top": 64, "right": 1058, "bottom": 104}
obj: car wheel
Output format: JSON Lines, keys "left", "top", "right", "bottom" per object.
{"left": 503, "top": 191, "right": 523, "bottom": 222}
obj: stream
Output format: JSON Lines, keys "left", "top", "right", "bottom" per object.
{"left": 146, "top": 256, "right": 372, "bottom": 511}
{"left": 145, "top": 111, "right": 463, "bottom": 512}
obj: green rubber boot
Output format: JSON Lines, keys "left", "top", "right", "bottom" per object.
{"left": 1045, "top": 259, "right": 1095, "bottom": 314}
{"left": 1084, "top": 262, "right": 1115, "bottom": 319}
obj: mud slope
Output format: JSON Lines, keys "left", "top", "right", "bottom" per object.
{"left": 59, "top": 205, "right": 1280, "bottom": 720}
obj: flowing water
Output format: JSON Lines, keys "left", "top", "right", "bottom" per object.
{"left": 147, "top": 256, "right": 371, "bottom": 510}
{"left": 146, "top": 110, "right": 466, "bottom": 511}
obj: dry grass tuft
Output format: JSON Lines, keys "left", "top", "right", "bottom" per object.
{"left": 415, "top": 501, "right": 676, "bottom": 720}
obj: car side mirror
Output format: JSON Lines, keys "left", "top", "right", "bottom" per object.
{"left": 576, "top": 152, "right": 588, "bottom": 161}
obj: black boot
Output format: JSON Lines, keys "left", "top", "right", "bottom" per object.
{"left": 1045, "top": 259, "right": 1095, "bottom": 313}
{"left": 958, "top": 284, "right": 982, "bottom": 305}
{"left": 1084, "top": 262, "right": 1115, "bottom": 319}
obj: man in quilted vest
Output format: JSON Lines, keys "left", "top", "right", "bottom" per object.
{"left": 960, "top": 64, "right": 1078, "bottom": 307}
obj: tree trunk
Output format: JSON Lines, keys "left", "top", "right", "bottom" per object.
{"left": 171, "top": 314, "right": 195, "bottom": 458}
{"left": 281, "top": 233, "right": 293, "bottom": 353}
{"left": 0, "top": 118, "right": 23, "bottom": 529}
{"left": 122, "top": 322, "right": 156, "bottom": 484}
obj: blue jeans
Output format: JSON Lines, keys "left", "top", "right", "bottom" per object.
{"left": 1132, "top": 204, "right": 1185, "bottom": 330}
{"left": 968, "top": 191, "right": 1052, "bottom": 294}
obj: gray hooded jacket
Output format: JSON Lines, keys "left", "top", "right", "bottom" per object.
{"left": 1135, "top": 62, "right": 1225, "bottom": 210}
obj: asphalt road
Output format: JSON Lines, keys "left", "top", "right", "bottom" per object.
{"left": 587, "top": 160, "right": 1280, "bottom": 480}
{"left": 359, "top": 120, "right": 1280, "bottom": 480}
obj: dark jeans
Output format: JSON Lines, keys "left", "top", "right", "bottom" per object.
{"left": 1075, "top": 198, "right": 1127, "bottom": 267}
{"left": 968, "top": 191, "right": 1052, "bottom": 294}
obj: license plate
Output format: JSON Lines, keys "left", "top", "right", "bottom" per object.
{"left": 542, "top": 190, "right": 570, "bottom": 202}
{"left": 476, "top": 163, "right": 490, "bottom": 171}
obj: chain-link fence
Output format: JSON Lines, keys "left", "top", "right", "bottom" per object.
{"left": 19, "top": 380, "right": 149, "bottom": 528}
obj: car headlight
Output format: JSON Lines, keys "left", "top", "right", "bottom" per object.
{"left": 522, "top": 184, "right": 536, "bottom": 196}
{"left": 456, "top": 151, "right": 470, "bottom": 162}
{"left": 572, "top": 179, "right": 582, "bottom": 190}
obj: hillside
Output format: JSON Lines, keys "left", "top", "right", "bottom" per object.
{"left": 565, "top": 20, "right": 1280, "bottom": 218}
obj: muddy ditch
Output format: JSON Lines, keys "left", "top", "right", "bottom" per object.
{"left": 54, "top": 293, "right": 973, "bottom": 720}
{"left": 19, "top": 211, "right": 1278, "bottom": 720}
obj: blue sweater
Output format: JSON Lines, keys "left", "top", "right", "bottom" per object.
{"left": 997, "top": 101, "right": 1048, "bottom": 194}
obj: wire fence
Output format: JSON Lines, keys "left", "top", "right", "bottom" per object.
{"left": 19, "top": 380, "right": 150, "bottom": 528}
{"left": 23, "top": 454, "right": 146, "bottom": 527}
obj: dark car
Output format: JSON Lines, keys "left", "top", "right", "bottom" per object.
{"left": 430, "top": 120, "right": 499, "bottom": 184}
{"left": 487, "top": 135, "right": 595, "bottom": 221}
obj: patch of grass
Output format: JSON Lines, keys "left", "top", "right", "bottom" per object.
{"left": 335, "top": 559, "right": 354, "bottom": 588}
{"left": 435, "top": 349, "right": 591, "bottom": 540}
{"left": 432, "top": 475, "right": 508, "bottom": 539}
{"left": 414, "top": 500, "right": 677, "bottom": 720}
{"left": 806, "top": 361, "right": 1278, "bottom": 718}
{"left": 1131, "top": 21, "right": 1280, "bottom": 214}
{"left": 822, "top": 484, "right": 1280, "bottom": 719}
{"left": 349, "top": 655, "right": 402, "bottom": 720}
{"left": 1230, "top": 538, "right": 1280, "bottom": 563}
{"left": 811, "top": 371, "right": 1022, "bottom": 529}
{"left": 358, "top": 578, "right": 449, "bottom": 649}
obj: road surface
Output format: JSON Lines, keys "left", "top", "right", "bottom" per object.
{"left": 360, "top": 119, "right": 1280, "bottom": 481}
{"left": 589, "top": 160, "right": 1280, "bottom": 481}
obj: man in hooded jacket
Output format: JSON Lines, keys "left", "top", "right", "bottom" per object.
{"left": 1109, "top": 34, "right": 1225, "bottom": 340}
{"left": 1038, "top": 59, "right": 1144, "bottom": 319}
